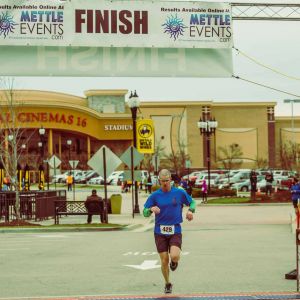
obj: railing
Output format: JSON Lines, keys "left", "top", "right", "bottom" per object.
{"left": 0, "top": 190, "right": 66, "bottom": 223}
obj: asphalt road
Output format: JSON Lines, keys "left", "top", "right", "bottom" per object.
{"left": 0, "top": 224, "right": 297, "bottom": 299}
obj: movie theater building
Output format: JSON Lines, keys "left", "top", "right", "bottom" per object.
{"left": 0, "top": 89, "right": 299, "bottom": 172}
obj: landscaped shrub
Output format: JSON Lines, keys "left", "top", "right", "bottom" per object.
{"left": 254, "top": 190, "right": 291, "bottom": 202}
{"left": 192, "top": 188, "right": 236, "bottom": 198}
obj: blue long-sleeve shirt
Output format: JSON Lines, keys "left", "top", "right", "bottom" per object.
{"left": 143, "top": 187, "right": 193, "bottom": 234}
{"left": 291, "top": 183, "right": 300, "bottom": 202}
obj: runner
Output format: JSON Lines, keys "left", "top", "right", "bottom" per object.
{"left": 143, "top": 169, "right": 195, "bottom": 294}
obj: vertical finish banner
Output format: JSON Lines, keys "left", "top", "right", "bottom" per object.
{"left": 136, "top": 119, "right": 155, "bottom": 154}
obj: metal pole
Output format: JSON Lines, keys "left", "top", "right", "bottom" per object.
{"left": 131, "top": 146, "right": 134, "bottom": 219}
{"left": 291, "top": 101, "right": 299, "bottom": 165}
{"left": 72, "top": 161, "right": 75, "bottom": 201}
{"left": 47, "top": 161, "right": 50, "bottom": 190}
{"left": 131, "top": 106, "right": 140, "bottom": 214}
{"left": 207, "top": 134, "right": 211, "bottom": 192}
{"left": 103, "top": 147, "right": 108, "bottom": 223}
{"left": 54, "top": 158, "right": 56, "bottom": 190}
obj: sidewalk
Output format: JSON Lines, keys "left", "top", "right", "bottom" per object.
{"left": 0, "top": 185, "right": 295, "bottom": 232}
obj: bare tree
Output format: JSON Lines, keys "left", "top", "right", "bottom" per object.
{"left": 254, "top": 156, "right": 268, "bottom": 169}
{"left": 280, "top": 141, "right": 300, "bottom": 172}
{"left": 217, "top": 143, "right": 243, "bottom": 178}
{"left": 160, "top": 139, "right": 190, "bottom": 178}
{"left": 0, "top": 78, "right": 35, "bottom": 220}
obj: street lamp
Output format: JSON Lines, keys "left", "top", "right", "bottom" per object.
{"left": 127, "top": 90, "right": 140, "bottom": 214}
{"left": 67, "top": 139, "right": 72, "bottom": 179}
{"left": 284, "top": 99, "right": 300, "bottom": 165}
{"left": 38, "top": 126, "right": 49, "bottom": 190}
{"left": 67, "top": 139, "right": 72, "bottom": 163}
{"left": 197, "top": 118, "right": 218, "bottom": 192}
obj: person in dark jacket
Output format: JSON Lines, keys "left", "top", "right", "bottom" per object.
{"left": 250, "top": 170, "right": 257, "bottom": 200}
{"left": 265, "top": 172, "right": 274, "bottom": 196}
{"left": 85, "top": 189, "right": 104, "bottom": 223}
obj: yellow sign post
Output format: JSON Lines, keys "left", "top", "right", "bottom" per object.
{"left": 136, "top": 119, "right": 155, "bottom": 154}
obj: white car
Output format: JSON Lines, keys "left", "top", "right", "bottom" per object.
{"left": 51, "top": 170, "right": 83, "bottom": 183}
{"left": 194, "top": 174, "right": 221, "bottom": 188}
{"left": 182, "top": 171, "right": 203, "bottom": 181}
{"left": 51, "top": 171, "right": 69, "bottom": 183}
{"left": 107, "top": 171, "right": 124, "bottom": 184}
{"left": 87, "top": 176, "right": 104, "bottom": 185}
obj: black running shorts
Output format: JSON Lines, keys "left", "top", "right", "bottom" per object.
{"left": 154, "top": 233, "right": 182, "bottom": 253}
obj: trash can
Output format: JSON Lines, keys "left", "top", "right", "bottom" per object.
{"left": 110, "top": 194, "right": 122, "bottom": 214}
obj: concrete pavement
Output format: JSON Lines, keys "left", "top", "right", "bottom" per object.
{"left": 0, "top": 186, "right": 299, "bottom": 299}
{"left": 34, "top": 186, "right": 295, "bottom": 229}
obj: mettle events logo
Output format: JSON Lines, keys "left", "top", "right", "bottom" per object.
{"left": 162, "top": 14, "right": 187, "bottom": 41}
{"left": 0, "top": 12, "right": 17, "bottom": 38}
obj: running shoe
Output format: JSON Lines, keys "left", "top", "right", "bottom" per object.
{"left": 170, "top": 261, "right": 178, "bottom": 271}
{"left": 164, "top": 282, "right": 172, "bottom": 294}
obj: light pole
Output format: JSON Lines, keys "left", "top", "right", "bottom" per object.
{"left": 67, "top": 139, "right": 72, "bottom": 167}
{"left": 127, "top": 90, "right": 140, "bottom": 214}
{"left": 284, "top": 99, "right": 300, "bottom": 166}
{"left": 197, "top": 118, "right": 218, "bottom": 192}
{"left": 21, "top": 144, "right": 26, "bottom": 164}
{"left": 38, "top": 126, "right": 49, "bottom": 190}
{"left": 66, "top": 139, "right": 73, "bottom": 194}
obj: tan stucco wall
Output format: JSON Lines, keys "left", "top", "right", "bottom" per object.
{"left": 212, "top": 105, "right": 269, "bottom": 168}
{"left": 6, "top": 89, "right": 299, "bottom": 169}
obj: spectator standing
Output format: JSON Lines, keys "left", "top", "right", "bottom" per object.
{"left": 250, "top": 170, "right": 257, "bottom": 200}
{"left": 265, "top": 172, "right": 274, "bottom": 196}
{"left": 202, "top": 179, "right": 208, "bottom": 203}
{"left": 67, "top": 173, "right": 73, "bottom": 191}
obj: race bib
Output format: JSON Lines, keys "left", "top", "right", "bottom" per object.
{"left": 160, "top": 225, "right": 175, "bottom": 235}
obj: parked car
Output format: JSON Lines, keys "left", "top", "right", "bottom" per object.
{"left": 51, "top": 171, "right": 69, "bottom": 183}
{"left": 231, "top": 179, "right": 251, "bottom": 192}
{"left": 87, "top": 175, "right": 104, "bottom": 185}
{"left": 194, "top": 174, "right": 221, "bottom": 188}
{"left": 231, "top": 175, "right": 264, "bottom": 192}
{"left": 72, "top": 171, "right": 88, "bottom": 183}
{"left": 182, "top": 171, "right": 203, "bottom": 182}
{"left": 51, "top": 170, "right": 83, "bottom": 183}
{"left": 151, "top": 175, "right": 159, "bottom": 185}
{"left": 107, "top": 171, "right": 124, "bottom": 184}
{"left": 75, "top": 170, "right": 99, "bottom": 183}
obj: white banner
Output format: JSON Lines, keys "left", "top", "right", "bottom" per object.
{"left": 0, "top": 0, "right": 233, "bottom": 49}
{"left": 0, "top": 46, "right": 233, "bottom": 77}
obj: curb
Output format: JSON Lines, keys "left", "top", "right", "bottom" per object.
{"left": 0, "top": 225, "right": 126, "bottom": 234}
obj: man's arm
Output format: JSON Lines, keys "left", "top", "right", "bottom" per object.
{"left": 143, "top": 207, "right": 152, "bottom": 217}
{"left": 143, "top": 194, "right": 155, "bottom": 217}
{"left": 188, "top": 198, "right": 196, "bottom": 213}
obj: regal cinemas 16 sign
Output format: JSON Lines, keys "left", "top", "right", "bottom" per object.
{"left": 0, "top": 111, "right": 87, "bottom": 127}
{"left": 136, "top": 119, "right": 154, "bottom": 154}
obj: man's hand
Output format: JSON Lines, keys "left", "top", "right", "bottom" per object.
{"left": 186, "top": 210, "right": 193, "bottom": 221}
{"left": 150, "top": 206, "right": 160, "bottom": 214}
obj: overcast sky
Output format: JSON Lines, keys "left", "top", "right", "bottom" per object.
{"left": 11, "top": 0, "right": 300, "bottom": 117}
